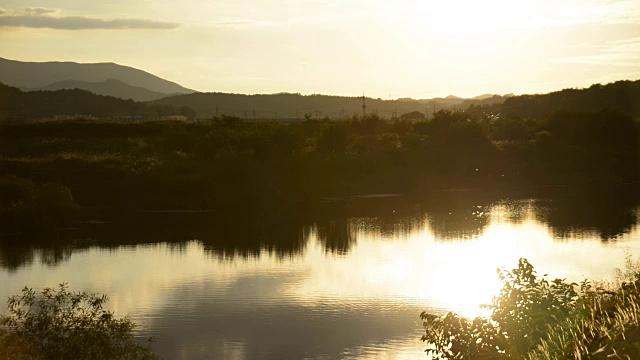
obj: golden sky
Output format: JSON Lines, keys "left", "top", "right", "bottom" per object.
{"left": 1, "top": 0, "right": 639, "bottom": 98}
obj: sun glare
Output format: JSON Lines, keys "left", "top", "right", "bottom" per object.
{"left": 294, "top": 213, "right": 558, "bottom": 320}
{"left": 414, "top": 0, "right": 545, "bottom": 34}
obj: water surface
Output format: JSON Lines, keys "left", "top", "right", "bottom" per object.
{"left": 2, "top": 194, "right": 639, "bottom": 359}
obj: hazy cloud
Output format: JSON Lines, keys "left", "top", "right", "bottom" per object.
{"left": 0, "top": 8, "right": 179, "bottom": 30}
{"left": 212, "top": 20, "right": 263, "bottom": 26}
{"left": 24, "top": 7, "right": 57, "bottom": 16}
{"left": 200, "top": 18, "right": 282, "bottom": 29}
{"left": 555, "top": 36, "right": 640, "bottom": 67}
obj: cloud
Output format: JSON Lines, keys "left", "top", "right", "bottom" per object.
{"left": 0, "top": 8, "right": 179, "bottom": 30}
{"left": 213, "top": 20, "right": 261, "bottom": 26}
{"left": 23, "top": 7, "right": 57, "bottom": 16}
{"left": 554, "top": 36, "right": 640, "bottom": 67}
{"left": 202, "top": 19, "right": 281, "bottom": 29}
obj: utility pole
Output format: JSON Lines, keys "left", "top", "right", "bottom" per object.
{"left": 362, "top": 92, "right": 366, "bottom": 118}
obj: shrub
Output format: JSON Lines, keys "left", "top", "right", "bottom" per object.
{"left": 421, "top": 258, "right": 640, "bottom": 359}
{"left": 32, "top": 182, "right": 78, "bottom": 227}
{"left": 0, "top": 284, "right": 158, "bottom": 360}
{"left": 0, "top": 176, "right": 78, "bottom": 230}
{"left": 0, "top": 176, "right": 35, "bottom": 209}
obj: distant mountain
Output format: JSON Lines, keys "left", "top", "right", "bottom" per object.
{"left": 151, "top": 92, "right": 511, "bottom": 119}
{"left": 400, "top": 94, "right": 504, "bottom": 104}
{"left": 152, "top": 80, "right": 640, "bottom": 120}
{"left": 460, "top": 94, "right": 509, "bottom": 108}
{"left": 0, "top": 57, "right": 194, "bottom": 95}
{"left": 472, "top": 94, "right": 496, "bottom": 100}
{"left": 35, "top": 79, "right": 173, "bottom": 102}
{"left": 397, "top": 96, "right": 464, "bottom": 105}
{"left": 405, "top": 95, "right": 510, "bottom": 109}
{"left": 414, "top": 95, "right": 499, "bottom": 106}
{"left": 151, "top": 92, "right": 438, "bottom": 119}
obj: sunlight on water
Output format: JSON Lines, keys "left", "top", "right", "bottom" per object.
{"left": 1, "top": 199, "right": 640, "bottom": 359}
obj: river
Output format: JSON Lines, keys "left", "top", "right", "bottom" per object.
{"left": 2, "top": 192, "right": 639, "bottom": 359}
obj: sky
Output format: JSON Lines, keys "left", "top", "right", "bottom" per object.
{"left": 0, "top": 0, "right": 639, "bottom": 98}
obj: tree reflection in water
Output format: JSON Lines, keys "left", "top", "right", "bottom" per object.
{"left": 1, "top": 189, "right": 639, "bottom": 271}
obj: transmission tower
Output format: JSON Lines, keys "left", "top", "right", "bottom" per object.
{"left": 362, "top": 92, "right": 366, "bottom": 117}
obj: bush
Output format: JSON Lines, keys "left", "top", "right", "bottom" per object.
{"left": 0, "top": 176, "right": 35, "bottom": 209}
{"left": 0, "top": 284, "right": 158, "bottom": 360}
{"left": 32, "top": 183, "right": 78, "bottom": 226}
{"left": 421, "top": 258, "right": 640, "bottom": 359}
{"left": 0, "top": 176, "right": 78, "bottom": 230}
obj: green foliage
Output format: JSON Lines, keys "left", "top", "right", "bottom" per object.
{"left": 316, "top": 124, "right": 348, "bottom": 156}
{"left": 0, "top": 284, "right": 158, "bottom": 360}
{"left": 421, "top": 258, "right": 640, "bottom": 359}
{"left": 32, "top": 182, "right": 78, "bottom": 227}
{"left": 527, "top": 255, "right": 640, "bottom": 359}
{"left": 0, "top": 176, "right": 77, "bottom": 229}
{"left": 0, "top": 82, "right": 195, "bottom": 121}
{"left": 420, "top": 312, "right": 501, "bottom": 360}
{"left": 1, "top": 106, "right": 638, "bottom": 212}
{"left": 0, "top": 175, "right": 34, "bottom": 209}
{"left": 489, "top": 114, "right": 533, "bottom": 141}
{"left": 487, "top": 259, "right": 578, "bottom": 355}
{"left": 162, "top": 122, "right": 198, "bottom": 153}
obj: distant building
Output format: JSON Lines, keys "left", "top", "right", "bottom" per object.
{"left": 399, "top": 111, "right": 426, "bottom": 121}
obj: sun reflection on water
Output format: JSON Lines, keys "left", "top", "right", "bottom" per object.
{"left": 293, "top": 201, "right": 639, "bottom": 320}
{"left": 2, "top": 199, "right": 640, "bottom": 359}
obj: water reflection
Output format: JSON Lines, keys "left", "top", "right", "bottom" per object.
{"left": 1, "top": 192, "right": 640, "bottom": 359}
{"left": 542, "top": 194, "right": 640, "bottom": 241}
{"left": 2, "top": 191, "right": 640, "bottom": 271}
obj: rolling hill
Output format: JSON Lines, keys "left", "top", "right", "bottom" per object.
{"left": 35, "top": 78, "right": 174, "bottom": 101}
{"left": 0, "top": 82, "right": 194, "bottom": 121}
{"left": 491, "top": 80, "right": 640, "bottom": 119}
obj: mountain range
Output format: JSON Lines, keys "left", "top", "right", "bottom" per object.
{"left": 0, "top": 57, "right": 508, "bottom": 112}
{"left": 2, "top": 78, "right": 639, "bottom": 122}
{"left": 149, "top": 92, "right": 510, "bottom": 119}
{"left": 0, "top": 57, "right": 194, "bottom": 101}
{"left": 1, "top": 57, "right": 637, "bottom": 122}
